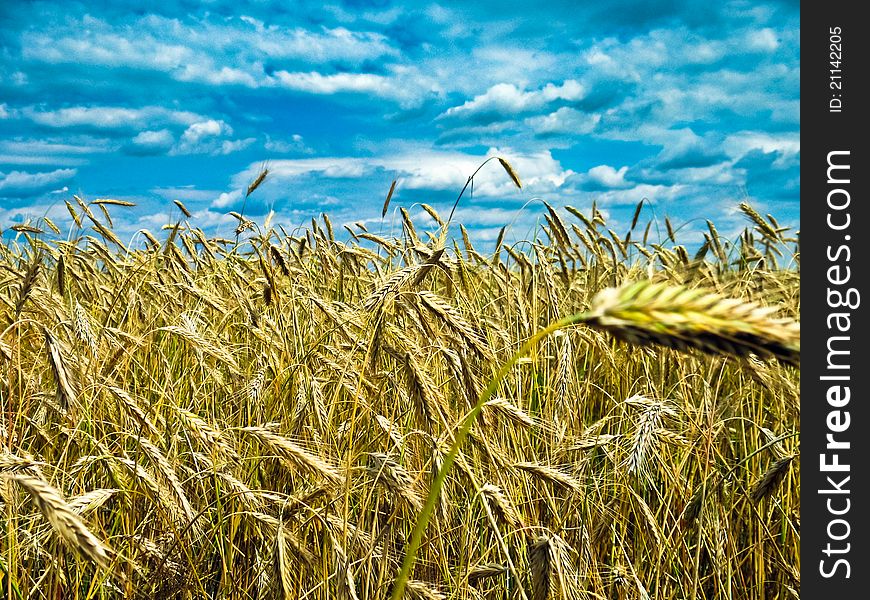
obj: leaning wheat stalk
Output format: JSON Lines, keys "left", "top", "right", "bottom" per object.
{"left": 390, "top": 279, "right": 800, "bottom": 600}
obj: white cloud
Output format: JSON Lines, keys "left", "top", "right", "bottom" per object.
{"left": 723, "top": 132, "right": 800, "bottom": 161}
{"left": 274, "top": 70, "right": 392, "bottom": 95}
{"left": 0, "top": 137, "right": 113, "bottom": 165}
{"left": 213, "top": 189, "right": 243, "bottom": 209}
{"left": 25, "top": 105, "right": 206, "bottom": 130}
{"left": 265, "top": 134, "right": 313, "bottom": 154}
{"left": 22, "top": 15, "right": 399, "bottom": 94}
{"left": 0, "top": 168, "right": 77, "bottom": 197}
{"left": 218, "top": 138, "right": 256, "bottom": 155}
{"left": 524, "top": 107, "right": 599, "bottom": 135}
{"left": 745, "top": 28, "right": 780, "bottom": 52}
{"left": 130, "top": 129, "right": 174, "bottom": 152}
{"left": 151, "top": 186, "right": 222, "bottom": 203}
{"left": 168, "top": 120, "right": 251, "bottom": 156}
{"left": 587, "top": 165, "right": 632, "bottom": 189}
{"left": 442, "top": 80, "right": 585, "bottom": 120}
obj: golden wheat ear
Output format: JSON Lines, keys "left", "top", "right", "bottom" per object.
{"left": 582, "top": 280, "right": 800, "bottom": 366}
{"left": 4, "top": 474, "right": 114, "bottom": 571}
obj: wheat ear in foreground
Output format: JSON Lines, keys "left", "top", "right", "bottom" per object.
{"left": 583, "top": 279, "right": 800, "bottom": 366}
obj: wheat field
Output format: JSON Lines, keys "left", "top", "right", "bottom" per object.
{"left": 1, "top": 180, "right": 799, "bottom": 599}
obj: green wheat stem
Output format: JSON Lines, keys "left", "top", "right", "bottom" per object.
{"left": 391, "top": 311, "right": 587, "bottom": 600}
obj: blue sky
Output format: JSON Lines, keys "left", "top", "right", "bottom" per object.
{"left": 0, "top": 0, "right": 799, "bottom": 246}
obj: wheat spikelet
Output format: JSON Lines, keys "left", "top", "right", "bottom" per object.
{"left": 4, "top": 474, "right": 113, "bottom": 571}
{"left": 242, "top": 426, "right": 343, "bottom": 485}
{"left": 0, "top": 451, "right": 41, "bottom": 474}
{"left": 554, "top": 331, "right": 572, "bottom": 402}
{"left": 514, "top": 462, "right": 582, "bottom": 493}
{"left": 73, "top": 301, "right": 98, "bottom": 355}
{"left": 56, "top": 252, "right": 66, "bottom": 297}
{"left": 14, "top": 258, "right": 40, "bottom": 316}
{"left": 375, "top": 414, "right": 405, "bottom": 451}
{"left": 248, "top": 365, "right": 267, "bottom": 403}
{"left": 246, "top": 167, "right": 269, "bottom": 197}
{"left": 106, "top": 385, "right": 160, "bottom": 436}
{"left": 483, "top": 398, "right": 536, "bottom": 429}
{"left": 750, "top": 454, "right": 796, "bottom": 503}
{"left": 498, "top": 157, "right": 522, "bottom": 189}
{"left": 328, "top": 529, "right": 360, "bottom": 600}
{"left": 416, "top": 290, "right": 489, "bottom": 356}
{"left": 364, "top": 264, "right": 425, "bottom": 313}
{"left": 480, "top": 483, "right": 521, "bottom": 528}
{"left": 583, "top": 280, "right": 800, "bottom": 366}
{"left": 159, "top": 322, "right": 240, "bottom": 373}
{"left": 274, "top": 523, "right": 294, "bottom": 600}
{"left": 739, "top": 202, "right": 781, "bottom": 241}
{"left": 139, "top": 440, "right": 197, "bottom": 526}
{"left": 68, "top": 488, "right": 119, "bottom": 515}
{"left": 382, "top": 179, "right": 398, "bottom": 217}
{"left": 468, "top": 562, "right": 507, "bottom": 584}
{"left": 625, "top": 398, "right": 666, "bottom": 481}
{"left": 172, "top": 199, "right": 192, "bottom": 218}
{"left": 176, "top": 408, "right": 238, "bottom": 460}
{"left": 65, "top": 200, "right": 83, "bottom": 227}
{"left": 43, "top": 328, "right": 78, "bottom": 409}
{"left": 529, "top": 535, "right": 552, "bottom": 600}
{"left": 405, "top": 579, "right": 446, "bottom": 600}
{"left": 368, "top": 452, "right": 422, "bottom": 511}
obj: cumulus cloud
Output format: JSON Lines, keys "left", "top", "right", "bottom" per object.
{"left": 265, "top": 134, "right": 313, "bottom": 154}
{"left": 723, "top": 132, "right": 800, "bottom": 162}
{"left": 0, "top": 137, "right": 113, "bottom": 165}
{"left": 162, "top": 120, "right": 253, "bottom": 156}
{"left": 441, "top": 80, "right": 585, "bottom": 123}
{"left": 525, "top": 107, "right": 600, "bottom": 136}
{"left": 127, "top": 129, "right": 175, "bottom": 155}
{"left": 0, "top": 168, "right": 77, "bottom": 198}
{"left": 25, "top": 105, "right": 206, "bottom": 132}
{"left": 584, "top": 165, "right": 633, "bottom": 190}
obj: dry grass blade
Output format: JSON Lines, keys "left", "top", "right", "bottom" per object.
{"left": 583, "top": 280, "right": 800, "bottom": 366}
{"left": 4, "top": 474, "right": 113, "bottom": 571}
